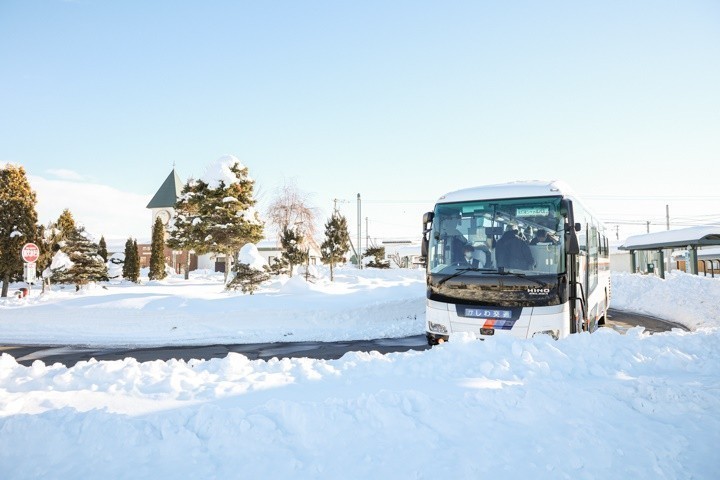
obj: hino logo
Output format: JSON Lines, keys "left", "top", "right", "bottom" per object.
{"left": 528, "top": 287, "right": 551, "bottom": 295}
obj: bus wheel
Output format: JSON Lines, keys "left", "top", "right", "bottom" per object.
{"left": 597, "top": 309, "right": 607, "bottom": 328}
{"left": 597, "top": 291, "right": 608, "bottom": 328}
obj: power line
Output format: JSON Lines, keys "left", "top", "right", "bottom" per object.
{"left": 584, "top": 194, "right": 720, "bottom": 200}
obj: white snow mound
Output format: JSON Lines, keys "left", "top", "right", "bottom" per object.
{"left": 238, "top": 243, "right": 266, "bottom": 271}
{"left": 201, "top": 154, "right": 247, "bottom": 188}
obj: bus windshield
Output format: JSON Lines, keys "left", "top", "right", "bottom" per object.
{"left": 427, "top": 196, "right": 566, "bottom": 277}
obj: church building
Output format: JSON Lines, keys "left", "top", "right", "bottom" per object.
{"left": 142, "top": 169, "right": 197, "bottom": 272}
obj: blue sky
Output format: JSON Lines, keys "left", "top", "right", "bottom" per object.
{"left": 1, "top": 0, "right": 719, "bottom": 241}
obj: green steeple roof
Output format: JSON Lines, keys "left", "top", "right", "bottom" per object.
{"left": 146, "top": 169, "right": 183, "bottom": 208}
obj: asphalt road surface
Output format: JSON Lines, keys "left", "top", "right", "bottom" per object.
{"left": 1, "top": 308, "right": 689, "bottom": 367}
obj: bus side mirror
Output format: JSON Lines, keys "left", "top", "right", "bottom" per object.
{"left": 561, "top": 199, "right": 581, "bottom": 255}
{"left": 566, "top": 227, "right": 580, "bottom": 255}
{"left": 423, "top": 211, "right": 434, "bottom": 226}
{"left": 561, "top": 199, "right": 574, "bottom": 224}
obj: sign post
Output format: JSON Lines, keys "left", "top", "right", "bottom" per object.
{"left": 21, "top": 242, "right": 40, "bottom": 288}
{"left": 23, "top": 263, "right": 36, "bottom": 284}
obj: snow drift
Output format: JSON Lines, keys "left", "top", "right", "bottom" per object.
{"left": 0, "top": 270, "right": 718, "bottom": 478}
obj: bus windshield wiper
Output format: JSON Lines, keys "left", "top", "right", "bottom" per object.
{"left": 496, "top": 269, "right": 550, "bottom": 288}
{"left": 437, "top": 268, "right": 497, "bottom": 286}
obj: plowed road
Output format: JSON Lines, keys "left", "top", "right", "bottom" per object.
{"left": 1, "top": 309, "right": 688, "bottom": 367}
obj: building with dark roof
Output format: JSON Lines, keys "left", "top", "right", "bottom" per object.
{"left": 146, "top": 169, "right": 183, "bottom": 228}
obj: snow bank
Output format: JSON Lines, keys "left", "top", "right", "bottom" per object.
{"left": 0, "top": 328, "right": 718, "bottom": 479}
{"left": 2, "top": 269, "right": 718, "bottom": 348}
{"left": 0, "top": 267, "right": 426, "bottom": 346}
{"left": 1, "top": 269, "right": 719, "bottom": 478}
{"left": 611, "top": 271, "right": 720, "bottom": 330}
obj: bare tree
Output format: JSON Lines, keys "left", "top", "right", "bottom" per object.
{"left": 266, "top": 181, "right": 319, "bottom": 246}
{"left": 388, "top": 252, "right": 404, "bottom": 268}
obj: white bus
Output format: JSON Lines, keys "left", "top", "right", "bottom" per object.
{"left": 421, "top": 181, "right": 611, "bottom": 344}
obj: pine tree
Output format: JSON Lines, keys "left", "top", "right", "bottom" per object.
{"left": 364, "top": 246, "right": 390, "bottom": 269}
{"left": 45, "top": 210, "right": 74, "bottom": 256}
{"left": 320, "top": 212, "right": 350, "bottom": 281}
{"left": 168, "top": 157, "right": 264, "bottom": 281}
{"left": 196, "top": 159, "right": 264, "bottom": 282}
{"left": 148, "top": 217, "right": 167, "bottom": 281}
{"left": 40, "top": 212, "right": 77, "bottom": 289}
{"left": 226, "top": 262, "right": 270, "bottom": 294}
{"left": 133, "top": 239, "right": 141, "bottom": 280}
{"left": 268, "top": 256, "right": 289, "bottom": 276}
{"left": 167, "top": 180, "right": 204, "bottom": 280}
{"left": 98, "top": 236, "right": 108, "bottom": 263}
{"left": 50, "top": 228, "right": 108, "bottom": 290}
{"left": 122, "top": 238, "right": 139, "bottom": 283}
{"left": 0, "top": 164, "right": 39, "bottom": 297}
{"left": 56, "top": 209, "right": 76, "bottom": 240}
{"left": 35, "top": 224, "right": 54, "bottom": 289}
{"left": 280, "top": 226, "right": 308, "bottom": 277}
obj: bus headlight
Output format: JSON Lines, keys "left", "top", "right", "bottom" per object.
{"left": 428, "top": 322, "right": 448, "bottom": 334}
{"left": 533, "top": 329, "right": 559, "bottom": 340}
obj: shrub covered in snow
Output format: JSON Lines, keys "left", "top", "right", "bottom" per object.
{"left": 106, "top": 252, "right": 125, "bottom": 280}
{"left": 226, "top": 243, "right": 270, "bottom": 294}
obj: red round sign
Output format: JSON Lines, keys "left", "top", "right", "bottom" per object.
{"left": 21, "top": 243, "right": 40, "bottom": 263}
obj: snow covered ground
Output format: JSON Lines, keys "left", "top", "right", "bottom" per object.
{"left": 0, "top": 267, "right": 426, "bottom": 346}
{"left": 1, "top": 269, "right": 719, "bottom": 479}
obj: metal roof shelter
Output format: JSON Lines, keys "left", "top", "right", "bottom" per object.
{"left": 619, "top": 226, "right": 720, "bottom": 277}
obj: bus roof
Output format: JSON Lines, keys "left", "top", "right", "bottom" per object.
{"left": 436, "top": 180, "right": 575, "bottom": 204}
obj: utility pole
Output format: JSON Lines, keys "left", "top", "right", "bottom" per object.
{"left": 357, "top": 193, "right": 362, "bottom": 269}
{"left": 665, "top": 204, "right": 671, "bottom": 274}
{"left": 333, "top": 198, "right": 348, "bottom": 213}
{"left": 615, "top": 225, "right": 619, "bottom": 241}
{"left": 646, "top": 221, "right": 650, "bottom": 233}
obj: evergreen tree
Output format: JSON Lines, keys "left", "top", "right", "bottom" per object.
{"left": 364, "top": 246, "right": 390, "bottom": 269}
{"left": 39, "top": 212, "right": 78, "bottom": 289}
{"left": 45, "top": 210, "right": 75, "bottom": 256}
{"left": 226, "top": 244, "right": 270, "bottom": 294}
{"left": 196, "top": 158, "right": 264, "bottom": 282}
{"left": 226, "top": 262, "right": 270, "bottom": 294}
{"left": 98, "top": 236, "right": 108, "bottom": 263}
{"left": 56, "top": 209, "right": 76, "bottom": 240}
{"left": 0, "top": 164, "right": 39, "bottom": 297}
{"left": 167, "top": 180, "right": 203, "bottom": 280}
{"left": 50, "top": 228, "right": 108, "bottom": 289}
{"left": 97, "top": 234, "right": 109, "bottom": 281}
{"left": 268, "top": 256, "right": 289, "bottom": 276}
{"left": 148, "top": 217, "right": 167, "bottom": 281}
{"left": 122, "top": 238, "right": 139, "bottom": 283}
{"left": 133, "top": 239, "right": 141, "bottom": 279}
{"left": 35, "top": 224, "right": 54, "bottom": 289}
{"left": 280, "top": 226, "right": 308, "bottom": 277}
{"left": 168, "top": 156, "right": 264, "bottom": 281}
{"left": 320, "top": 212, "right": 350, "bottom": 281}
